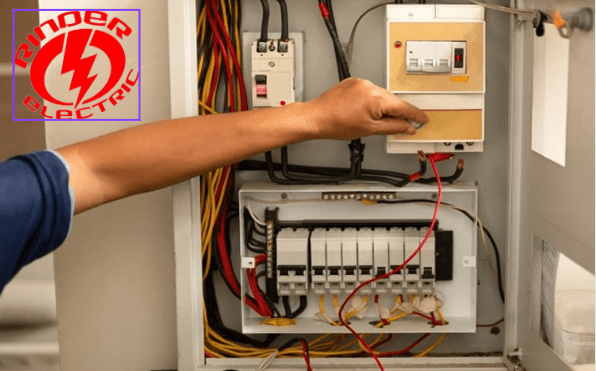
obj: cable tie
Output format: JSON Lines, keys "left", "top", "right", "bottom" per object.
{"left": 318, "top": 2, "right": 331, "bottom": 19}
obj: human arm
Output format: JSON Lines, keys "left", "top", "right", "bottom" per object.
{"left": 57, "top": 78, "right": 428, "bottom": 214}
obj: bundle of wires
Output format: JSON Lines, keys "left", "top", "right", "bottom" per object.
{"left": 197, "top": 0, "right": 279, "bottom": 349}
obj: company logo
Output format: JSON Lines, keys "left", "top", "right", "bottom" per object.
{"left": 12, "top": 9, "right": 141, "bottom": 120}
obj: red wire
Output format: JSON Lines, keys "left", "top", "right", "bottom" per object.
{"left": 300, "top": 339, "right": 314, "bottom": 371}
{"left": 412, "top": 311, "right": 443, "bottom": 326}
{"left": 247, "top": 254, "right": 272, "bottom": 316}
{"left": 337, "top": 155, "right": 444, "bottom": 371}
{"left": 377, "top": 333, "right": 430, "bottom": 357}
{"left": 206, "top": 0, "right": 236, "bottom": 111}
{"left": 208, "top": 0, "right": 248, "bottom": 111}
{"left": 370, "top": 334, "right": 392, "bottom": 351}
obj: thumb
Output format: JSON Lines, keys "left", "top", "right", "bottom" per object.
{"left": 375, "top": 117, "right": 417, "bottom": 135}
{"left": 380, "top": 95, "right": 429, "bottom": 124}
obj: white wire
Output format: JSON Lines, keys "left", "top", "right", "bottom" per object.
{"left": 255, "top": 349, "right": 279, "bottom": 371}
{"left": 465, "top": 0, "right": 537, "bottom": 16}
{"left": 246, "top": 200, "right": 267, "bottom": 226}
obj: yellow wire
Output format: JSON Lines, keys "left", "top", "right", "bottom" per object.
{"left": 436, "top": 307, "right": 446, "bottom": 325}
{"left": 198, "top": 100, "right": 218, "bottom": 114}
{"left": 414, "top": 334, "right": 446, "bottom": 357}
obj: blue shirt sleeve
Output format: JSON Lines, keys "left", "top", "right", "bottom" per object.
{"left": 0, "top": 151, "right": 73, "bottom": 293}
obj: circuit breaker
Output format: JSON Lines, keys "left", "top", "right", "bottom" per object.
{"left": 385, "top": 4, "right": 485, "bottom": 153}
{"left": 251, "top": 38, "right": 296, "bottom": 107}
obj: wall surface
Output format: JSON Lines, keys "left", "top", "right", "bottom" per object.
{"left": 39, "top": 1, "right": 177, "bottom": 370}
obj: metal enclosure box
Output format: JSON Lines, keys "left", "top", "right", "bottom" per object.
{"left": 238, "top": 182, "right": 478, "bottom": 335}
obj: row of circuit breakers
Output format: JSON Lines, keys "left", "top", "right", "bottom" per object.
{"left": 265, "top": 218, "right": 454, "bottom": 299}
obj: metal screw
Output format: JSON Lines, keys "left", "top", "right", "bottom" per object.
{"left": 268, "top": 61, "right": 276, "bottom": 67}
{"left": 268, "top": 43, "right": 276, "bottom": 51}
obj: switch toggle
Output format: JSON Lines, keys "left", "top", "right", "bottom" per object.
{"left": 255, "top": 74, "right": 267, "bottom": 98}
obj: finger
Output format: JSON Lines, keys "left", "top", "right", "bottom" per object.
{"left": 380, "top": 95, "right": 429, "bottom": 124}
{"left": 374, "top": 117, "right": 417, "bottom": 135}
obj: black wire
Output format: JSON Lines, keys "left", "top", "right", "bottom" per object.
{"left": 280, "top": 145, "right": 361, "bottom": 183}
{"left": 256, "top": 271, "right": 282, "bottom": 318}
{"left": 376, "top": 199, "right": 505, "bottom": 303}
{"left": 252, "top": 223, "right": 267, "bottom": 237}
{"left": 241, "top": 152, "right": 432, "bottom": 188}
{"left": 258, "top": 0, "right": 270, "bottom": 43}
{"left": 204, "top": 272, "right": 279, "bottom": 347}
{"left": 418, "top": 161, "right": 464, "bottom": 184}
{"left": 246, "top": 222, "right": 267, "bottom": 253}
{"left": 282, "top": 296, "right": 308, "bottom": 319}
{"left": 273, "top": 0, "right": 289, "bottom": 41}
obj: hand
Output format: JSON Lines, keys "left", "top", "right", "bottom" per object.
{"left": 304, "top": 77, "right": 429, "bottom": 140}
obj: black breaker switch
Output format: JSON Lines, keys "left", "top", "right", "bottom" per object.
{"left": 454, "top": 48, "right": 464, "bottom": 68}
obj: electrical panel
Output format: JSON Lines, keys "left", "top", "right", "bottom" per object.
{"left": 385, "top": 4, "right": 485, "bottom": 154}
{"left": 239, "top": 183, "right": 478, "bottom": 335}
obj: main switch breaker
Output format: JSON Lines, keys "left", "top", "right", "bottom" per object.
{"left": 406, "top": 41, "right": 467, "bottom": 75}
{"left": 251, "top": 39, "right": 296, "bottom": 108}
{"left": 385, "top": 4, "right": 485, "bottom": 154}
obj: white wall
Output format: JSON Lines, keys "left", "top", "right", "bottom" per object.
{"left": 39, "top": 1, "right": 177, "bottom": 370}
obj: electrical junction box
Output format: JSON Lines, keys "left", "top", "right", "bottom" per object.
{"left": 385, "top": 4, "right": 485, "bottom": 154}
{"left": 238, "top": 182, "right": 478, "bottom": 335}
{"left": 167, "top": 1, "right": 594, "bottom": 370}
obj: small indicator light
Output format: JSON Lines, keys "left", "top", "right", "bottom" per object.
{"left": 280, "top": 100, "right": 286, "bottom": 106}
{"left": 394, "top": 41, "right": 402, "bottom": 48}
{"left": 455, "top": 54, "right": 462, "bottom": 62}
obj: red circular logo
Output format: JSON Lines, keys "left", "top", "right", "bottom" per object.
{"left": 14, "top": 10, "right": 139, "bottom": 120}
{"left": 30, "top": 28, "right": 126, "bottom": 108}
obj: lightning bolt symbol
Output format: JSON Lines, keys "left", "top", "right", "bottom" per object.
{"left": 61, "top": 29, "right": 98, "bottom": 108}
